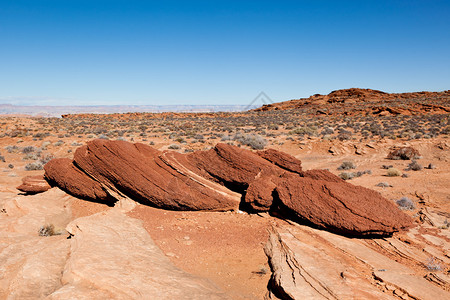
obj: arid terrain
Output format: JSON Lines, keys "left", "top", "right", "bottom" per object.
{"left": 1, "top": 88, "right": 449, "bottom": 299}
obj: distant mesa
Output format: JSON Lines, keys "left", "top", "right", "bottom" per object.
{"left": 29, "top": 140, "right": 413, "bottom": 237}
{"left": 253, "top": 88, "right": 450, "bottom": 115}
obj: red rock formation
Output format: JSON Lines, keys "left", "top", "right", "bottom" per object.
{"left": 16, "top": 175, "right": 51, "bottom": 194}
{"left": 41, "top": 140, "right": 413, "bottom": 236}
{"left": 44, "top": 158, "right": 115, "bottom": 205}
{"left": 253, "top": 88, "right": 450, "bottom": 115}
{"left": 273, "top": 174, "right": 412, "bottom": 236}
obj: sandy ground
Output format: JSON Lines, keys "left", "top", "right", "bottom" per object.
{"left": 1, "top": 115, "right": 449, "bottom": 298}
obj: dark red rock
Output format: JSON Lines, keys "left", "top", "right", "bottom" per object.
{"left": 44, "top": 158, "right": 115, "bottom": 205}
{"left": 274, "top": 174, "right": 413, "bottom": 236}
{"left": 16, "top": 175, "right": 51, "bottom": 194}
{"left": 244, "top": 175, "right": 277, "bottom": 212}
{"left": 257, "top": 148, "right": 302, "bottom": 174}
{"left": 42, "top": 140, "right": 413, "bottom": 236}
{"left": 300, "top": 169, "right": 343, "bottom": 183}
{"left": 71, "top": 140, "right": 240, "bottom": 211}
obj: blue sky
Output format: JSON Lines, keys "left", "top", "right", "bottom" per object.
{"left": 1, "top": 0, "right": 449, "bottom": 106}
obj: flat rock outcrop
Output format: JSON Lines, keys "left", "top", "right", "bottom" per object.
{"left": 42, "top": 140, "right": 413, "bottom": 236}
{"left": 264, "top": 225, "right": 450, "bottom": 300}
{"left": 0, "top": 188, "right": 228, "bottom": 299}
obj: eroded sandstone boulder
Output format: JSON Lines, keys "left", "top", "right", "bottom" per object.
{"left": 16, "top": 175, "right": 51, "bottom": 194}
{"left": 41, "top": 140, "right": 412, "bottom": 236}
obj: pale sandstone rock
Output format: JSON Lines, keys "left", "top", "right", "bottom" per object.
{"left": 48, "top": 209, "right": 228, "bottom": 299}
{"left": 265, "top": 225, "right": 450, "bottom": 300}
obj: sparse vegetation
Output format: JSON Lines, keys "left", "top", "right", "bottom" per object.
{"left": 339, "top": 170, "right": 371, "bottom": 180}
{"left": 25, "top": 162, "right": 44, "bottom": 171}
{"left": 396, "top": 197, "right": 415, "bottom": 210}
{"left": 337, "top": 161, "right": 356, "bottom": 170}
{"left": 38, "top": 224, "right": 62, "bottom": 236}
{"left": 376, "top": 182, "right": 392, "bottom": 188}
{"left": 233, "top": 133, "right": 267, "bottom": 150}
{"left": 425, "top": 257, "right": 442, "bottom": 271}
{"left": 387, "top": 167, "right": 402, "bottom": 177}
{"left": 168, "top": 144, "right": 181, "bottom": 150}
{"left": 407, "top": 160, "right": 422, "bottom": 171}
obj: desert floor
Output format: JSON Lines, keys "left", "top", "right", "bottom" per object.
{"left": 1, "top": 112, "right": 449, "bottom": 299}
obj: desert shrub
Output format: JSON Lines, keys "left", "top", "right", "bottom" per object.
{"left": 339, "top": 172, "right": 355, "bottom": 180}
{"left": 396, "top": 197, "right": 415, "bottom": 210}
{"left": 387, "top": 168, "right": 402, "bottom": 177}
{"left": 221, "top": 135, "right": 232, "bottom": 141}
{"left": 40, "top": 154, "right": 55, "bottom": 164}
{"left": 321, "top": 127, "right": 334, "bottom": 135}
{"left": 97, "top": 134, "right": 109, "bottom": 140}
{"left": 387, "top": 147, "right": 420, "bottom": 160}
{"left": 337, "top": 129, "right": 352, "bottom": 141}
{"left": 21, "top": 146, "right": 38, "bottom": 154}
{"left": 25, "top": 162, "right": 43, "bottom": 171}
{"left": 23, "top": 152, "right": 41, "bottom": 160}
{"left": 425, "top": 257, "right": 442, "bottom": 271}
{"left": 233, "top": 133, "right": 267, "bottom": 150}
{"left": 376, "top": 182, "right": 392, "bottom": 188}
{"left": 168, "top": 144, "right": 181, "bottom": 150}
{"left": 381, "top": 165, "right": 393, "bottom": 169}
{"left": 340, "top": 169, "right": 371, "bottom": 180}
{"left": 38, "top": 224, "right": 62, "bottom": 237}
{"left": 357, "top": 170, "right": 372, "bottom": 176}
{"left": 337, "top": 161, "right": 356, "bottom": 170}
{"left": 41, "top": 141, "right": 51, "bottom": 149}
{"left": 53, "top": 140, "right": 64, "bottom": 146}
{"left": 0, "top": 155, "right": 5, "bottom": 162}
{"left": 5, "top": 145, "right": 19, "bottom": 153}
{"left": 288, "top": 127, "right": 316, "bottom": 136}
{"left": 407, "top": 160, "right": 422, "bottom": 171}
{"left": 8, "top": 164, "right": 14, "bottom": 169}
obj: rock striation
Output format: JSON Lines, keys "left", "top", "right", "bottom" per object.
{"left": 42, "top": 140, "right": 412, "bottom": 236}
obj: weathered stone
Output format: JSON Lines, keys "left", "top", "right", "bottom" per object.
{"left": 16, "top": 175, "right": 51, "bottom": 194}
{"left": 42, "top": 140, "right": 413, "bottom": 236}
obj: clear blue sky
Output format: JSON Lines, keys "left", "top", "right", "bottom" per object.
{"left": 1, "top": 0, "right": 449, "bottom": 105}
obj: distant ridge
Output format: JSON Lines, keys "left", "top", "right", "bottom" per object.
{"left": 0, "top": 104, "right": 255, "bottom": 117}
{"left": 253, "top": 88, "right": 450, "bottom": 113}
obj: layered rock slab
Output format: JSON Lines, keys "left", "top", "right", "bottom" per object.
{"left": 264, "top": 225, "right": 450, "bottom": 300}
{"left": 45, "top": 140, "right": 241, "bottom": 211}
{"left": 42, "top": 140, "right": 412, "bottom": 236}
{"left": 47, "top": 209, "right": 228, "bottom": 299}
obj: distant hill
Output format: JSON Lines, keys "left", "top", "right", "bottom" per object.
{"left": 252, "top": 88, "right": 450, "bottom": 116}
{"left": 0, "top": 104, "right": 255, "bottom": 117}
